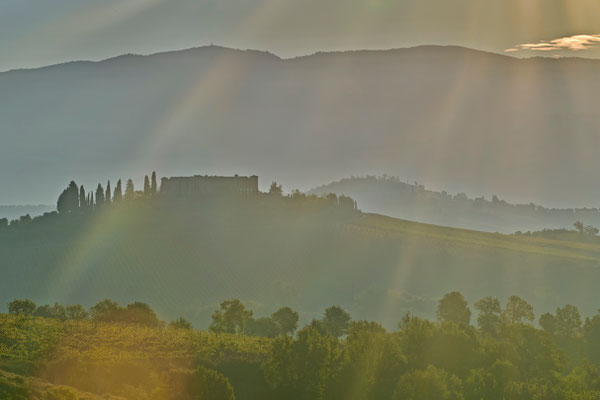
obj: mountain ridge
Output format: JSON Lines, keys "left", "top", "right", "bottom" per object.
{"left": 5, "top": 44, "right": 600, "bottom": 75}
{"left": 2, "top": 44, "right": 600, "bottom": 207}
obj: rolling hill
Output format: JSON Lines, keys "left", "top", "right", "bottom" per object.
{"left": 1, "top": 45, "right": 600, "bottom": 208}
{"left": 309, "top": 176, "right": 600, "bottom": 233}
{"left": 1, "top": 197, "right": 599, "bottom": 330}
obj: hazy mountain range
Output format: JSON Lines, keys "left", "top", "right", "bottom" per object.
{"left": 310, "top": 176, "right": 600, "bottom": 233}
{"left": 1, "top": 45, "right": 600, "bottom": 207}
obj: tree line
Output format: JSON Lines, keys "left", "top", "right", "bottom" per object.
{"left": 56, "top": 171, "right": 158, "bottom": 215}
{"left": 7, "top": 292, "right": 600, "bottom": 399}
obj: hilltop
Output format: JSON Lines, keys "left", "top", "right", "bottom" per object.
{"left": 309, "top": 175, "right": 600, "bottom": 233}
{"left": 1, "top": 188, "right": 600, "bottom": 329}
{"left": 1, "top": 45, "right": 600, "bottom": 206}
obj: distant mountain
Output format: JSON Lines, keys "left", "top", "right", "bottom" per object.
{"left": 0, "top": 205, "right": 54, "bottom": 221}
{"left": 2, "top": 45, "right": 600, "bottom": 206}
{"left": 310, "top": 176, "right": 600, "bottom": 233}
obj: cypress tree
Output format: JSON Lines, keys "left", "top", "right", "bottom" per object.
{"left": 106, "top": 181, "right": 111, "bottom": 204}
{"left": 125, "top": 179, "right": 135, "bottom": 200}
{"left": 57, "top": 181, "right": 79, "bottom": 214}
{"left": 79, "top": 186, "right": 86, "bottom": 210}
{"left": 90, "top": 192, "right": 94, "bottom": 211}
{"left": 95, "top": 184, "right": 105, "bottom": 207}
{"left": 151, "top": 171, "right": 157, "bottom": 195}
{"left": 144, "top": 175, "right": 150, "bottom": 196}
{"left": 113, "top": 179, "right": 122, "bottom": 202}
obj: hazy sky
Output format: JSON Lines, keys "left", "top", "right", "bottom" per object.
{"left": 2, "top": 0, "right": 600, "bottom": 71}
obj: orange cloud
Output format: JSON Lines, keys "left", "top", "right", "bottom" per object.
{"left": 506, "top": 34, "right": 600, "bottom": 52}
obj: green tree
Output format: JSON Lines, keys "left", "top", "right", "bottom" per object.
{"left": 430, "top": 321, "right": 479, "bottom": 377}
{"left": 474, "top": 297, "right": 501, "bottom": 335}
{"left": 123, "top": 302, "right": 160, "bottom": 326}
{"left": 79, "top": 185, "right": 86, "bottom": 210}
{"left": 246, "top": 317, "right": 280, "bottom": 338}
{"left": 95, "top": 183, "right": 105, "bottom": 207}
{"left": 151, "top": 171, "right": 158, "bottom": 195}
{"left": 57, "top": 181, "right": 79, "bottom": 214}
{"left": 464, "top": 360, "right": 515, "bottom": 400}
{"left": 584, "top": 314, "right": 600, "bottom": 366}
{"left": 34, "top": 302, "right": 66, "bottom": 320}
{"left": 65, "top": 304, "right": 88, "bottom": 321}
{"left": 170, "top": 317, "right": 193, "bottom": 330}
{"left": 90, "top": 299, "right": 120, "bottom": 322}
{"left": 272, "top": 306, "right": 299, "bottom": 335}
{"left": 393, "top": 365, "right": 463, "bottom": 400}
{"left": 437, "top": 291, "right": 471, "bottom": 325}
{"left": 332, "top": 321, "right": 406, "bottom": 400}
{"left": 157, "top": 366, "right": 235, "bottom": 400}
{"left": 398, "top": 313, "right": 436, "bottom": 370}
{"left": 502, "top": 295, "right": 534, "bottom": 324}
{"left": 113, "top": 179, "right": 123, "bottom": 202}
{"left": 105, "top": 181, "right": 111, "bottom": 204}
{"left": 209, "top": 299, "right": 253, "bottom": 334}
{"left": 555, "top": 304, "right": 582, "bottom": 338}
{"left": 322, "top": 305, "right": 352, "bottom": 338}
{"left": 8, "top": 299, "right": 36, "bottom": 316}
{"left": 144, "top": 175, "right": 150, "bottom": 196}
{"left": 125, "top": 179, "right": 135, "bottom": 200}
{"left": 539, "top": 312, "right": 557, "bottom": 335}
{"left": 264, "top": 326, "right": 342, "bottom": 400}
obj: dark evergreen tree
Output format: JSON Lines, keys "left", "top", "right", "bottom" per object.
{"left": 151, "top": 171, "right": 158, "bottom": 195}
{"left": 106, "top": 181, "right": 111, "bottom": 204}
{"left": 125, "top": 179, "right": 135, "bottom": 200}
{"left": 79, "top": 185, "right": 86, "bottom": 210}
{"left": 95, "top": 184, "right": 104, "bottom": 207}
{"left": 57, "top": 181, "right": 79, "bottom": 214}
{"left": 113, "top": 179, "right": 123, "bottom": 202}
{"left": 144, "top": 175, "right": 150, "bottom": 196}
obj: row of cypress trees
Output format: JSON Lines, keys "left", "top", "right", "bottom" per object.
{"left": 57, "top": 172, "right": 157, "bottom": 214}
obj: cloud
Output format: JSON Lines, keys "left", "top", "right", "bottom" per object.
{"left": 506, "top": 34, "right": 600, "bottom": 53}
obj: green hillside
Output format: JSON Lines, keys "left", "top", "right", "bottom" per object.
{"left": 1, "top": 197, "right": 599, "bottom": 329}
{"left": 310, "top": 175, "right": 600, "bottom": 233}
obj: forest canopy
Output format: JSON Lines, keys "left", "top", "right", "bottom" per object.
{"left": 3, "top": 292, "right": 600, "bottom": 400}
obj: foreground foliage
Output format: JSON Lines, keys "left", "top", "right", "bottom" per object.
{"left": 2, "top": 293, "right": 600, "bottom": 399}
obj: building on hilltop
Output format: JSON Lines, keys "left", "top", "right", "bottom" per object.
{"left": 159, "top": 175, "right": 259, "bottom": 197}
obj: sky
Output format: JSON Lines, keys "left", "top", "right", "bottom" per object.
{"left": 2, "top": 0, "right": 600, "bottom": 72}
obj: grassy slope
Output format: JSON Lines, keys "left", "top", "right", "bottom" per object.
{"left": 1, "top": 202, "right": 599, "bottom": 330}
{"left": 356, "top": 214, "right": 600, "bottom": 262}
